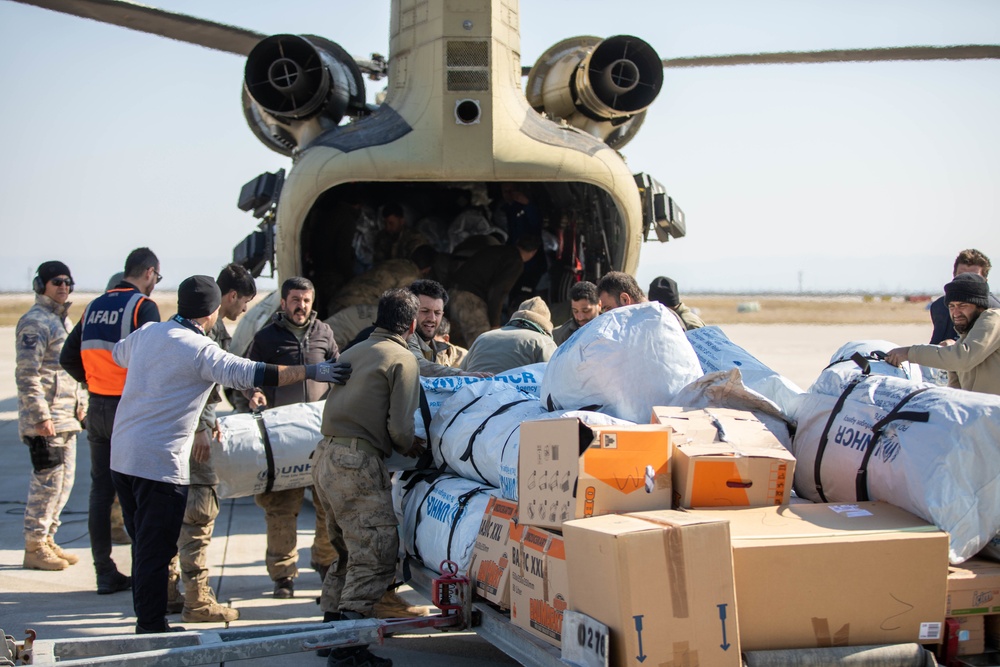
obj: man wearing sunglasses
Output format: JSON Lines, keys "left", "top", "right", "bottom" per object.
{"left": 17, "top": 261, "right": 87, "bottom": 571}
{"left": 60, "top": 247, "right": 162, "bottom": 595}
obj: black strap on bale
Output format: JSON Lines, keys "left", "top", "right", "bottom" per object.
{"left": 855, "top": 387, "right": 932, "bottom": 502}
{"left": 813, "top": 372, "right": 869, "bottom": 502}
{"left": 252, "top": 411, "right": 277, "bottom": 494}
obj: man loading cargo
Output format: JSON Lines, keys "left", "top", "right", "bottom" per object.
{"left": 648, "top": 276, "right": 705, "bottom": 331}
{"left": 596, "top": 271, "right": 648, "bottom": 311}
{"left": 313, "top": 288, "right": 426, "bottom": 667}
{"left": 245, "top": 276, "right": 339, "bottom": 599}
{"left": 887, "top": 273, "right": 1000, "bottom": 395}
{"left": 110, "top": 275, "right": 351, "bottom": 634}
{"left": 461, "top": 296, "right": 557, "bottom": 374}
{"left": 447, "top": 234, "right": 541, "bottom": 347}
{"left": 928, "top": 249, "right": 1000, "bottom": 344}
{"left": 60, "top": 247, "right": 162, "bottom": 595}
{"left": 552, "top": 281, "right": 601, "bottom": 345}
{"left": 166, "top": 264, "right": 256, "bottom": 623}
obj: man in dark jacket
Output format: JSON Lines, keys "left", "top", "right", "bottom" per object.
{"left": 245, "top": 277, "right": 339, "bottom": 599}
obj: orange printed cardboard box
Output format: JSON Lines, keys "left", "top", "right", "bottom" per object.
{"left": 509, "top": 526, "right": 569, "bottom": 648}
{"left": 564, "top": 511, "right": 741, "bottom": 667}
{"left": 651, "top": 406, "right": 795, "bottom": 508}
{"left": 468, "top": 497, "right": 518, "bottom": 608}
{"left": 691, "top": 502, "right": 948, "bottom": 651}
{"left": 518, "top": 419, "right": 672, "bottom": 530}
{"left": 947, "top": 557, "right": 1000, "bottom": 616}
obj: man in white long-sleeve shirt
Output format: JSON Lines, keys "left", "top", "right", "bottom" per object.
{"left": 110, "top": 275, "right": 351, "bottom": 634}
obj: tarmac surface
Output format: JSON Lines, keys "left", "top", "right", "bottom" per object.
{"left": 0, "top": 322, "right": 931, "bottom": 665}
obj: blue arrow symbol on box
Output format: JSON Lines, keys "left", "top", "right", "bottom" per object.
{"left": 634, "top": 615, "right": 647, "bottom": 662}
{"left": 718, "top": 603, "right": 731, "bottom": 650}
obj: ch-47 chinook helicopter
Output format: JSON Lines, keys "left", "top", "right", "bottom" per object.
{"left": 10, "top": 0, "right": 1000, "bottom": 335}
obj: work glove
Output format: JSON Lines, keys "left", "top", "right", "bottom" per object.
{"left": 305, "top": 361, "right": 352, "bottom": 385}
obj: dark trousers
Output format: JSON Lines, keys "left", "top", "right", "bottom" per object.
{"left": 87, "top": 394, "right": 120, "bottom": 574}
{"left": 112, "top": 471, "right": 188, "bottom": 632}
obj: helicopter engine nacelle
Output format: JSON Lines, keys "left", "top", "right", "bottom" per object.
{"left": 526, "top": 35, "right": 663, "bottom": 150}
{"left": 243, "top": 34, "right": 367, "bottom": 156}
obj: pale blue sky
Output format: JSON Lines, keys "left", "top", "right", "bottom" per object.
{"left": 0, "top": 1, "right": 997, "bottom": 294}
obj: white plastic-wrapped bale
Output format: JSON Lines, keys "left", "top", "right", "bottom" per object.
{"left": 431, "top": 381, "right": 547, "bottom": 499}
{"left": 686, "top": 325, "right": 804, "bottom": 420}
{"left": 791, "top": 367, "right": 1000, "bottom": 563}
{"left": 430, "top": 376, "right": 636, "bottom": 501}
{"left": 542, "top": 302, "right": 702, "bottom": 423}
{"left": 414, "top": 363, "right": 544, "bottom": 440}
{"left": 393, "top": 471, "right": 498, "bottom": 575}
{"left": 822, "top": 340, "right": 924, "bottom": 383}
{"left": 214, "top": 401, "right": 420, "bottom": 498}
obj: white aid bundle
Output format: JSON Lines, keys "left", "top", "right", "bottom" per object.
{"left": 686, "top": 325, "right": 804, "bottom": 419}
{"left": 394, "top": 472, "right": 498, "bottom": 575}
{"left": 214, "top": 402, "right": 324, "bottom": 499}
{"left": 542, "top": 302, "right": 702, "bottom": 423}
{"left": 791, "top": 368, "right": 1000, "bottom": 563}
{"left": 431, "top": 381, "right": 548, "bottom": 499}
{"left": 414, "top": 363, "right": 544, "bottom": 440}
{"left": 215, "top": 401, "right": 421, "bottom": 498}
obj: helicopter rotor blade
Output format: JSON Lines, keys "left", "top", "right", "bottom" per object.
{"left": 9, "top": 0, "right": 389, "bottom": 77}
{"left": 12, "top": 0, "right": 264, "bottom": 56}
{"left": 661, "top": 44, "right": 1000, "bottom": 68}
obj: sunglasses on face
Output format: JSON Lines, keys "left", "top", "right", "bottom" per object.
{"left": 154, "top": 270, "right": 163, "bottom": 284}
{"left": 50, "top": 278, "right": 74, "bottom": 287}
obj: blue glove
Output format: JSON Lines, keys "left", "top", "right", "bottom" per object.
{"left": 305, "top": 361, "right": 351, "bottom": 385}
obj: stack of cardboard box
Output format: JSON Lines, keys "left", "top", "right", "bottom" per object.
{"left": 460, "top": 408, "right": 955, "bottom": 665}
{"left": 946, "top": 557, "right": 1000, "bottom": 655}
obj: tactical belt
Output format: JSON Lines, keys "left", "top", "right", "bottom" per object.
{"left": 327, "top": 436, "right": 383, "bottom": 460}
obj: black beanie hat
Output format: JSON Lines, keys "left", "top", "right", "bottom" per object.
{"left": 37, "top": 261, "right": 72, "bottom": 286}
{"left": 648, "top": 276, "right": 680, "bottom": 309}
{"left": 177, "top": 275, "right": 222, "bottom": 319}
{"left": 944, "top": 273, "right": 990, "bottom": 309}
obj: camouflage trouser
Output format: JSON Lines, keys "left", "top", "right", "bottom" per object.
{"left": 447, "top": 289, "right": 491, "bottom": 348}
{"left": 176, "top": 483, "right": 219, "bottom": 600}
{"left": 325, "top": 304, "right": 379, "bottom": 351}
{"left": 254, "top": 486, "right": 336, "bottom": 581}
{"left": 23, "top": 433, "right": 77, "bottom": 539}
{"left": 313, "top": 438, "right": 398, "bottom": 616}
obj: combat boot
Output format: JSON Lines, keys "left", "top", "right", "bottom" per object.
{"left": 46, "top": 535, "right": 79, "bottom": 565}
{"left": 326, "top": 646, "right": 393, "bottom": 667}
{"left": 182, "top": 585, "right": 239, "bottom": 623}
{"left": 373, "top": 589, "right": 433, "bottom": 619}
{"left": 23, "top": 536, "right": 69, "bottom": 571}
{"left": 166, "top": 570, "right": 183, "bottom": 614}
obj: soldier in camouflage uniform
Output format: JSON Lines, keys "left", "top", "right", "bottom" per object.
{"left": 166, "top": 264, "right": 256, "bottom": 623}
{"left": 16, "top": 261, "right": 86, "bottom": 570}
{"left": 314, "top": 289, "right": 425, "bottom": 667}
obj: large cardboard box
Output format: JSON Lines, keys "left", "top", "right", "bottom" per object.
{"left": 518, "top": 419, "right": 671, "bottom": 529}
{"left": 468, "top": 497, "right": 518, "bottom": 608}
{"left": 947, "top": 557, "right": 1000, "bottom": 616}
{"left": 564, "top": 511, "right": 741, "bottom": 667}
{"left": 509, "top": 526, "right": 570, "bottom": 648}
{"left": 691, "top": 501, "right": 949, "bottom": 651}
{"left": 651, "top": 407, "right": 795, "bottom": 508}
